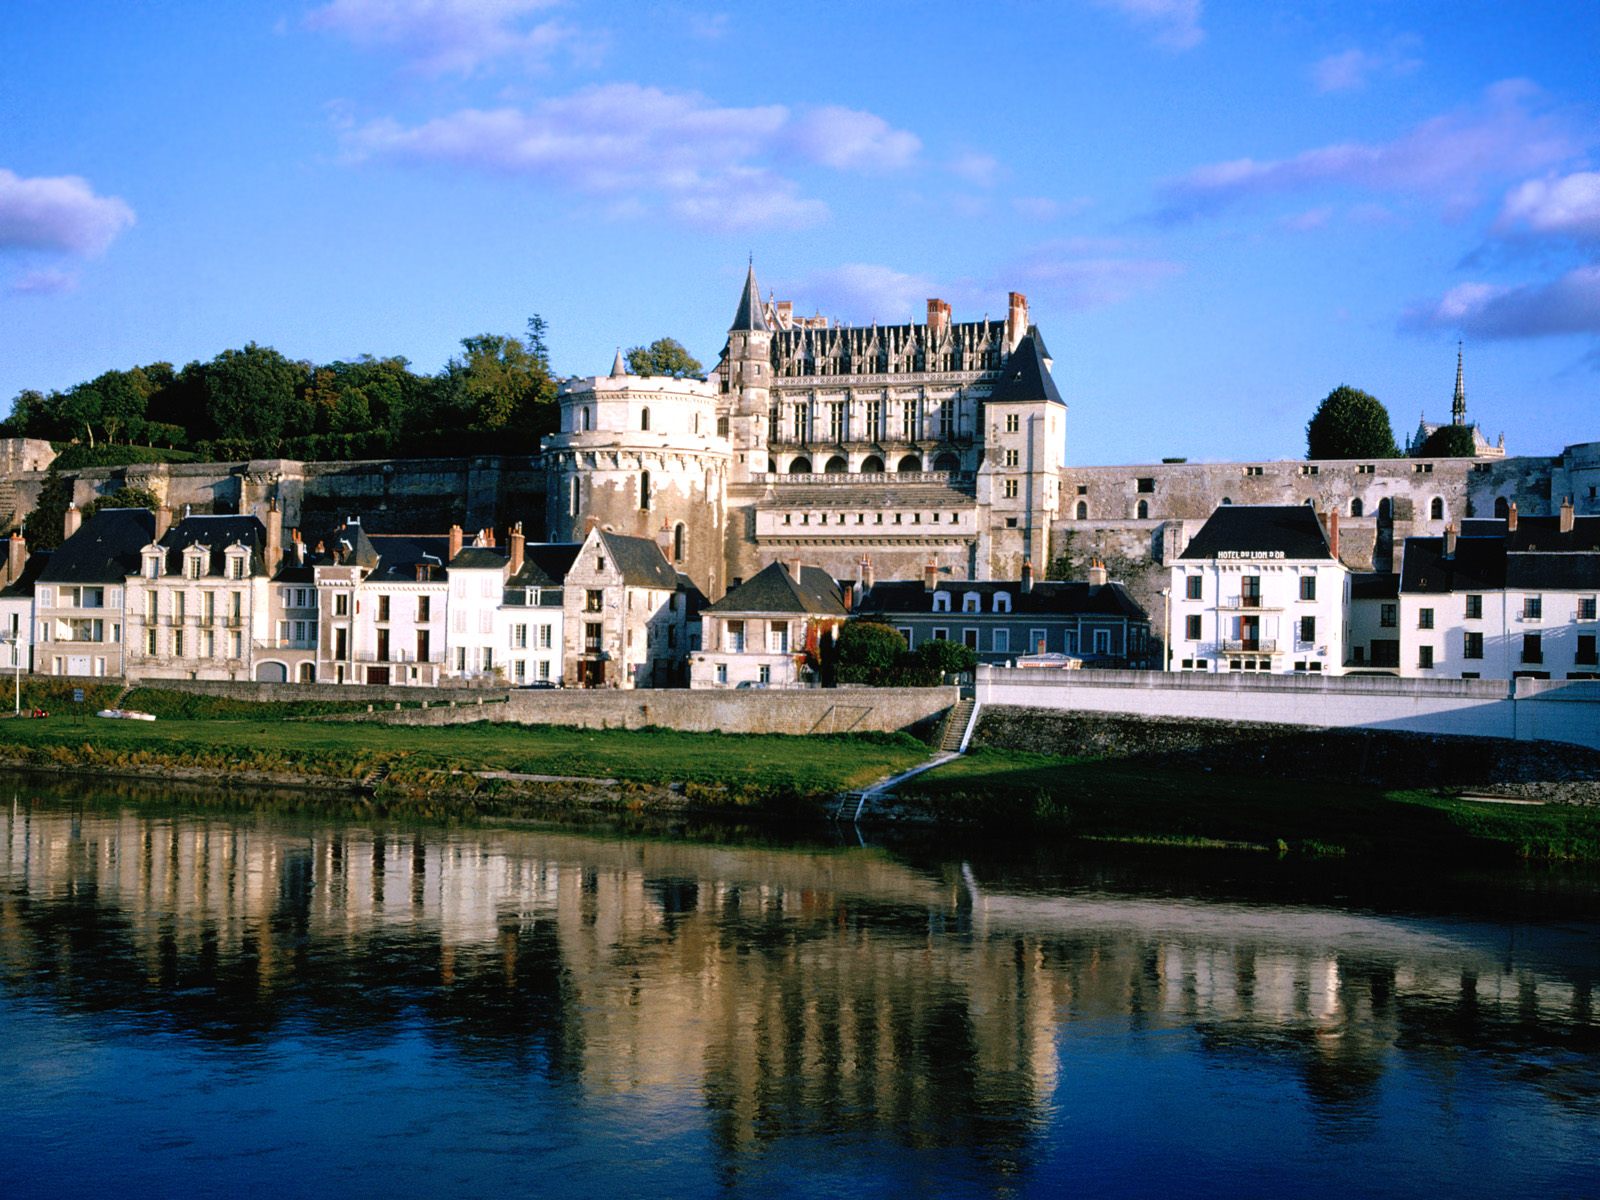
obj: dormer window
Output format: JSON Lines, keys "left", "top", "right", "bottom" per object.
{"left": 144, "top": 554, "right": 161, "bottom": 579}
{"left": 185, "top": 552, "right": 204, "bottom": 580}
{"left": 932, "top": 591, "right": 951, "bottom": 613}
{"left": 962, "top": 592, "right": 981, "bottom": 613}
{"left": 993, "top": 592, "right": 1011, "bottom": 613}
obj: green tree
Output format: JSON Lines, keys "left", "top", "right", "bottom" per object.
{"left": 625, "top": 337, "right": 704, "bottom": 378}
{"left": 201, "top": 343, "right": 309, "bottom": 449}
{"left": 1415, "top": 424, "right": 1478, "bottom": 458}
{"left": 1306, "top": 386, "right": 1400, "bottom": 460}
{"left": 22, "top": 470, "right": 74, "bottom": 550}
{"left": 834, "top": 620, "right": 908, "bottom": 685}
{"left": 82, "top": 485, "right": 160, "bottom": 521}
{"left": 912, "top": 638, "right": 977, "bottom": 680}
{"left": 434, "top": 332, "right": 558, "bottom": 445}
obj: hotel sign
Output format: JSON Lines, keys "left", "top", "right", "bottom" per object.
{"left": 1216, "top": 551, "right": 1285, "bottom": 560}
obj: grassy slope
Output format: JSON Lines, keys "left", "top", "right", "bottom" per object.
{"left": 901, "top": 747, "right": 1600, "bottom": 862}
{"left": 0, "top": 714, "right": 928, "bottom": 796}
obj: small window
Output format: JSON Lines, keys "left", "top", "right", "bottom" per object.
{"left": 640, "top": 470, "right": 652, "bottom": 511}
{"left": 1075, "top": 501, "right": 1088, "bottom": 520}
{"left": 1419, "top": 607, "right": 1434, "bottom": 630}
{"left": 992, "top": 592, "right": 1011, "bottom": 613}
{"left": 1522, "top": 633, "right": 1543, "bottom": 663}
{"left": 640, "top": 406, "right": 651, "bottom": 432}
{"left": 1299, "top": 576, "right": 1316, "bottom": 602}
{"left": 1463, "top": 632, "right": 1483, "bottom": 659}
{"left": 1431, "top": 497, "right": 1444, "bottom": 520}
{"left": 1524, "top": 596, "right": 1542, "bottom": 620}
{"left": 993, "top": 628, "right": 1009, "bottom": 652}
{"left": 1577, "top": 596, "right": 1596, "bottom": 621}
{"left": 1350, "top": 498, "right": 1363, "bottom": 518}
{"left": 962, "top": 592, "right": 981, "bottom": 613}
{"left": 932, "top": 591, "right": 951, "bottom": 613}
{"left": 1004, "top": 414, "right": 1019, "bottom": 433}
{"left": 1185, "top": 575, "right": 1202, "bottom": 600}
{"left": 1185, "top": 614, "right": 1201, "bottom": 640}
{"left": 1299, "top": 615, "right": 1316, "bottom": 643}
{"left": 1003, "top": 480, "right": 1019, "bottom": 499}
{"left": 1137, "top": 478, "right": 1155, "bottom": 494}
{"left": 1380, "top": 603, "right": 1397, "bottom": 628}
{"left": 586, "top": 589, "right": 603, "bottom": 613}
{"left": 1136, "top": 500, "right": 1149, "bottom": 519}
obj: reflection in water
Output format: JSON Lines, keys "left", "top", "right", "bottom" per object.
{"left": 2, "top": 789, "right": 1598, "bottom": 1198}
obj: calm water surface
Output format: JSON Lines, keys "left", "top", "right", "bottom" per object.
{"left": 1, "top": 778, "right": 1597, "bottom": 1199}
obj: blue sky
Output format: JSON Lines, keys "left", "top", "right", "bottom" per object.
{"left": 1, "top": 0, "right": 1595, "bottom": 464}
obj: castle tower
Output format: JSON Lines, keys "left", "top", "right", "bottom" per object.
{"left": 975, "top": 330, "right": 1066, "bottom": 577}
{"left": 543, "top": 362, "right": 731, "bottom": 598}
{"left": 721, "top": 261, "right": 773, "bottom": 484}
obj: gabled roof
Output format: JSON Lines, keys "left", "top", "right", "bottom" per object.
{"left": 599, "top": 530, "right": 678, "bottom": 589}
{"left": 449, "top": 546, "right": 508, "bottom": 570}
{"left": 366, "top": 535, "right": 450, "bottom": 583}
{"left": 858, "top": 579, "right": 1148, "bottom": 621}
{"left": 40, "top": 508, "right": 155, "bottom": 584}
{"left": 731, "top": 262, "right": 768, "bottom": 332}
{"left": 1505, "top": 515, "right": 1600, "bottom": 554}
{"left": 0, "top": 549, "right": 51, "bottom": 599}
{"left": 1506, "top": 552, "right": 1600, "bottom": 591}
{"left": 703, "top": 561, "right": 844, "bottom": 616}
{"left": 1400, "top": 537, "right": 1506, "bottom": 593}
{"left": 512, "top": 543, "right": 582, "bottom": 588}
{"left": 315, "top": 520, "right": 382, "bottom": 570}
{"left": 1180, "top": 505, "right": 1336, "bottom": 561}
{"left": 158, "top": 514, "right": 267, "bottom": 577}
{"left": 985, "top": 332, "right": 1063, "bottom": 405}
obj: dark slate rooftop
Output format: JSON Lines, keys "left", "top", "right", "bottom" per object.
{"left": 984, "top": 331, "right": 1064, "bottom": 406}
{"left": 859, "top": 579, "right": 1148, "bottom": 621}
{"left": 1180, "top": 505, "right": 1335, "bottom": 561}
{"left": 1400, "top": 537, "right": 1507, "bottom": 593}
{"left": 39, "top": 509, "right": 156, "bottom": 584}
{"left": 367, "top": 535, "right": 450, "bottom": 583}
{"left": 599, "top": 531, "right": 678, "bottom": 589}
{"left": 512, "top": 543, "right": 582, "bottom": 589}
{"left": 1505, "top": 515, "right": 1600, "bottom": 554}
{"left": 703, "top": 561, "right": 845, "bottom": 616}
{"left": 731, "top": 263, "right": 768, "bottom": 332}
{"left": 449, "top": 547, "right": 509, "bottom": 570}
{"left": 0, "top": 550, "right": 51, "bottom": 599}
{"left": 1349, "top": 572, "right": 1399, "bottom": 600}
{"left": 1507, "top": 552, "right": 1600, "bottom": 590}
{"left": 313, "top": 520, "right": 382, "bottom": 570}
{"left": 159, "top": 514, "right": 267, "bottom": 577}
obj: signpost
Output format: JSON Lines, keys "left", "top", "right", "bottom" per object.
{"left": 73, "top": 687, "right": 84, "bottom": 725}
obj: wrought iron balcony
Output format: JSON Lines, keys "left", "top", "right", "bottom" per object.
{"left": 1220, "top": 638, "right": 1279, "bottom": 654}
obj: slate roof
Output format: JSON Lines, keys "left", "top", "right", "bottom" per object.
{"left": 0, "top": 550, "right": 51, "bottom": 599}
{"left": 1504, "top": 515, "right": 1600, "bottom": 554}
{"left": 1180, "top": 505, "right": 1335, "bottom": 561}
{"left": 39, "top": 508, "right": 155, "bottom": 584}
{"left": 1400, "top": 537, "right": 1507, "bottom": 593}
{"left": 1506, "top": 552, "right": 1600, "bottom": 590}
{"left": 731, "top": 263, "right": 768, "bottom": 332}
{"left": 313, "top": 520, "right": 382, "bottom": 570}
{"left": 512, "top": 543, "right": 582, "bottom": 589}
{"left": 1349, "top": 572, "right": 1399, "bottom": 600}
{"left": 449, "top": 547, "right": 509, "bottom": 570}
{"left": 158, "top": 514, "right": 267, "bottom": 577}
{"left": 984, "top": 332, "right": 1064, "bottom": 406}
{"left": 366, "top": 535, "right": 450, "bottom": 583}
{"left": 858, "top": 579, "right": 1148, "bottom": 621}
{"left": 703, "top": 561, "right": 845, "bottom": 616}
{"left": 599, "top": 530, "right": 678, "bottom": 589}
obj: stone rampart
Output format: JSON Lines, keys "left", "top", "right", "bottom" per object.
{"left": 974, "top": 667, "right": 1600, "bottom": 751}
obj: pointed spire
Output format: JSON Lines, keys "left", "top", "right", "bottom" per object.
{"left": 1451, "top": 342, "right": 1466, "bottom": 425}
{"left": 731, "top": 260, "right": 768, "bottom": 332}
{"left": 610, "top": 346, "right": 627, "bottom": 377}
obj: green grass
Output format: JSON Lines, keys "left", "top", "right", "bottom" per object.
{"left": 7, "top": 681, "right": 388, "bottom": 722}
{"left": 0, "top": 715, "right": 929, "bottom": 801}
{"left": 900, "top": 747, "right": 1600, "bottom": 862}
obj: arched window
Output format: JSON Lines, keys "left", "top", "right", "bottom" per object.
{"left": 824, "top": 455, "right": 847, "bottom": 474}
{"left": 1221, "top": 497, "right": 1232, "bottom": 506}
{"left": 789, "top": 456, "right": 812, "bottom": 474}
{"left": 641, "top": 407, "right": 651, "bottom": 432}
{"left": 580, "top": 407, "right": 592, "bottom": 432}
{"left": 640, "top": 470, "right": 651, "bottom": 511}
{"left": 1350, "top": 498, "right": 1363, "bottom": 517}
{"left": 569, "top": 476, "right": 580, "bottom": 517}
{"left": 1494, "top": 496, "right": 1509, "bottom": 518}
{"left": 932, "top": 591, "right": 951, "bottom": 613}
{"left": 1075, "top": 500, "right": 1088, "bottom": 519}
{"left": 897, "top": 455, "right": 922, "bottom": 473}
{"left": 298, "top": 662, "right": 315, "bottom": 683}
{"left": 962, "top": 592, "right": 981, "bottom": 613}
{"left": 693, "top": 413, "right": 700, "bottom": 435}
{"left": 1136, "top": 500, "right": 1149, "bottom": 519}
{"left": 1431, "top": 497, "right": 1444, "bottom": 520}
{"left": 933, "top": 452, "right": 961, "bottom": 472}
{"left": 1378, "top": 497, "right": 1391, "bottom": 519}
{"left": 992, "top": 592, "right": 1011, "bottom": 613}
{"left": 673, "top": 522, "right": 685, "bottom": 563}
{"left": 859, "top": 455, "right": 885, "bottom": 474}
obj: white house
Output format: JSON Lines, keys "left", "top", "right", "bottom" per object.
{"left": 690, "top": 560, "right": 845, "bottom": 688}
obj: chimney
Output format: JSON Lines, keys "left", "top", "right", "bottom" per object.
{"left": 1005, "top": 291, "right": 1029, "bottom": 352}
{"left": 923, "top": 558, "right": 938, "bottom": 592}
{"left": 1507, "top": 502, "right": 1518, "bottom": 533}
{"left": 1021, "top": 557, "right": 1034, "bottom": 594}
{"left": 448, "top": 523, "right": 464, "bottom": 561}
{"left": 1444, "top": 523, "right": 1457, "bottom": 559}
{"left": 926, "top": 298, "right": 951, "bottom": 340}
{"left": 655, "top": 521, "right": 673, "bottom": 557}
{"left": 1087, "top": 557, "right": 1108, "bottom": 587}
{"left": 860, "top": 554, "right": 874, "bottom": 593}
{"left": 1559, "top": 496, "right": 1574, "bottom": 534}
{"left": 154, "top": 503, "right": 174, "bottom": 542}
{"left": 237, "top": 479, "right": 249, "bottom": 516}
{"left": 6, "top": 532, "right": 25, "bottom": 586}
{"left": 788, "top": 559, "right": 803, "bottom": 583}
{"left": 485, "top": 526, "right": 496, "bottom": 548}
{"left": 510, "top": 521, "right": 525, "bottom": 576}
{"left": 1327, "top": 507, "right": 1340, "bottom": 562}
{"left": 841, "top": 581, "right": 854, "bottom": 611}
{"left": 265, "top": 497, "right": 282, "bottom": 575}
{"left": 63, "top": 501, "right": 81, "bottom": 541}
{"left": 292, "top": 528, "right": 306, "bottom": 565}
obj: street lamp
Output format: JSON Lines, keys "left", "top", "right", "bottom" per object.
{"left": 1159, "top": 588, "right": 1172, "bottom": 673}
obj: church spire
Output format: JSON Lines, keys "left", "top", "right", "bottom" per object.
{"left": 730, "top": 260, "right": 768, "bottom": 332}
{"left": 610, "top": 346, "right": 627, "bottom": 378}
{"left": 1451, "top": 342, "right": 1466, "bottom": 426}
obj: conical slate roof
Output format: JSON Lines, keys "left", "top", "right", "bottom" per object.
{"left": 986, "top": 332, "right": 1063, "bottom": 405}
{"left": 730, "top": 262, "right": 768, "bottom": 332}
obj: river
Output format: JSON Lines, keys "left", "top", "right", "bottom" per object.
{"left": 2, "top": 776, "right": 1596, "bottom": 1198}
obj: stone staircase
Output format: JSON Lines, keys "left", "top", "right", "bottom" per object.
{"left": 939, "top": 699, "right": 976, "bottom": 752}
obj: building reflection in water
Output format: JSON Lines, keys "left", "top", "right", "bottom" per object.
{"left": 2, "top": 795, "right": 1597, "bottom": 1185}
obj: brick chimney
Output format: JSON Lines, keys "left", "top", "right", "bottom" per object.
{"left": 860, "top": 554, "right": 874, "bottom": 593}
{"left": 1444, "top": 523, "right": 1457, "bottom": 559}
{"left": 841, "top": 581, "right": 854, "bottom": 611}
{"left": 154, "top": 503, "right": 174, "bottom": 542}
{"left": 1021, "top": 557, "right": 1034, "bottom": 594}
{"left": 923, "top": 558, "right": 938, "bottom": 592}
{"left": 1560, "top": 496, "right": 1574, "bottom": 534}
{"left": 1004, "top": 291, "right": 1029, "bottom": 352}
{"left": 509, "top": 521, "right": 525, "bottom": 575}
{"left": 1087, "top": 558, "right": 1108, "bottom": 587}
{"left": 926, "top": 298, "right": 951, "bottom": 340}
{"left": 292, "top": 528, "right": 306, "bottom": 565}
{"left": 63, "top": 501, "right": 81, "bottom": 541}
{"left": 1326, "top": 507, "right": 1340, "bottom": 562}
{"left": 484, "top": 526, "right": 496, "bottom": 548}
{"left": 265, "top": 497, "right": 282, "bottom": 575}
{"left": 1507, "top": 502, "right": 1518, "bottom": 533}
{"left": 448, "top": 523, "right": 464, "bottom": 561}
{"left": 6, "top": 532, "right": 25, "bottom": 586}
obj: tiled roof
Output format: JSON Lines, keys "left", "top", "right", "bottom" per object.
{"left": 512, "top": 543, "right": 582, "bottom": 588}
{"left": 599, "top": 530, "right": 678, "bottom": 589}
{"left": 703, "top": 561, "right": 844, "bottom": 616}
{"left": 1180, "top": 505, "right": 1335, "bottom": 561}
{"left": 39, "top": 508, "right": 155, "bottom": 584}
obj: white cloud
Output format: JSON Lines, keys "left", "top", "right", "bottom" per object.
{"left": 1008, "top": 237, "right": 1183, "bottom": 310}
{"left": 8, "top": 267, "right": 79, "bottom": 296}
{"left": 1012, "top": 195, "right": 1093, "bottom": 222}
{"left": 1494, "top": 171, "right": 1600, "bottom": 242}
{"left": 1279, "top": 205, "right": 1334, "bottom": 231}
{"left": 1311, "top": 40, "right": 1422, "bottom": 94}
{"left": 947, "top": 151, "right": 1001, "bottom": 187}
{"left": 0, "top": 169, "right": 135, "bottom": 257}
{"left": 347, "top": 84, "right": 919, "bottom": 230}
{"left": 1155, "top": 81, "right": 1579, "bottom": 223}
{"left": 1092, "top": 0, "right": 1203, "bottom": 51}
{"left": 1402, "top": 263, "right": 1600, "bottom": 339}
{"left": 305, "top": 0, "right": 573, "bottom": 76}
{"left": 785, "top": 264, "right": 939, "bottom": 323}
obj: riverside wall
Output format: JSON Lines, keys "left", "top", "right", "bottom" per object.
{"left": 974, "top": 667, "right": 1600, "bottom": 751}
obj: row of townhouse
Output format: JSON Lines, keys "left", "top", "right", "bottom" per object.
{"left": 1168, "top": 500, "right": 1598, "bottom": 681}
{"left": 0, "top": 499, "right": 701, "bottom": 689}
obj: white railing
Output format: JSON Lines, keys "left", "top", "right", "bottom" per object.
{"left": 754, "top": 471, "right": 971, "bottom": 486}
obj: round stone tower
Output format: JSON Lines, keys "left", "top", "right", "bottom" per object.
{"left": 544, "top": 351, "right": 732, "bottom": 598}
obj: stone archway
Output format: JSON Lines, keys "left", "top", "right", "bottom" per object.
{"left": 824, "top": 455, "right": 848, "bottom": 474}
{"left": 255, "top": 661, "right": 287, "bottom": 683}
{"left": 897, "top": 455, "right": 922, "bottom": 473}
{"left": 789, "top": 456, "right": 812, "bottom": 474}
{"left": 859, "top": 455, "right": 885, "bottom": 474}
{"left": 933, "top": 452, "right": 960, "bottom": 472}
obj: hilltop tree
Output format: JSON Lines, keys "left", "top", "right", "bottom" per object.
{"left": 626, "top": 338, "right": 703, "bottom": 379}
{"left": 1306, "top": 386, "right": 1399, "bottom": 460}
{"left": 1415, "top": 424, "right": 1478, "bottom": 458}
{"left": 834, "top": 620, "right": 908, "bottom": 685}
{"left": 435, "top": 331, "right": 558, "bottom": 444}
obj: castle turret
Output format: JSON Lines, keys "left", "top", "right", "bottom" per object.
{"left": 722, "top": 261, "right": 773, "bottom": 482}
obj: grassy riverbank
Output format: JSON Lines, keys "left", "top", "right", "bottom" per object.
{"left": 899, "top": 747, "right": 1600, "bottom": 862}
